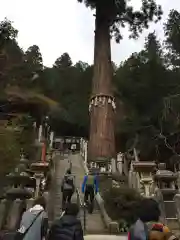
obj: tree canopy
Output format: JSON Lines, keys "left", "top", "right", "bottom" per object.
{"left": 78, "top": 0, "right": 162, "bottom": 41}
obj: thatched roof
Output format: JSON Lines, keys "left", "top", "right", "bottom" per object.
{"left": 5, "top": 86, "right": 60, "bottom": 110}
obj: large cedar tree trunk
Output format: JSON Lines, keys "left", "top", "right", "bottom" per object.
{"left": 88, "top": 4, "right": 116, "bottom": 162}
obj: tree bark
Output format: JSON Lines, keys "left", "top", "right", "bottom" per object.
{"left": 88, "top": 4, "right": 116, "bottom": 162}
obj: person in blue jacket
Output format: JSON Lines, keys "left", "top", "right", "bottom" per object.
{"left": 81, "top": 173, "right": 99, "bottom": 213}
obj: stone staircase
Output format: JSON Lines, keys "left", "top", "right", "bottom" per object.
{"left": 69, "top": 154, "right": 107, "bottom": 234}
{"left": 50, "top": 153, "right": 106, "bottom": 234}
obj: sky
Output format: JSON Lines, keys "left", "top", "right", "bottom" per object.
{"left": 0, "top": 0, "right": 180, "bottom": 67}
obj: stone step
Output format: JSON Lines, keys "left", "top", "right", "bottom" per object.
{"left": 166, "top": 218, "right": 179, "bottom": 230}
{"left": 54, "top": 205, "right": 61, "bottom": 209}
{"left": 172, "top": 230, "right": 180, "bottom": 238}
{"left": 164, "top": 201, "right": 176, "bottom": 219}
{"left": 84, "top": 229, "right": 108, "bottom": 235}
{"left": 55, "top": 194, "right": 61, "bottom": 198}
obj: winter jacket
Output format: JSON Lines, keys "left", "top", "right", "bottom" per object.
{"left": 18, "top": 205, "right": 48, "bottom": 240}
{"left": 48, "top": 215, "right": 84, "bottom": 240}
{"left": 82, "top": 175, "right": 98, "bottom": 194}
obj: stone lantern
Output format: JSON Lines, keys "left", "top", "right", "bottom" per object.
{"left": 5, "top": 187, "right": 33, "bottom": 231}
{"left": 5, "top": 187, "right": 33, "bottom": 200}
{"left": 14, "top": 163, "right": 27, "bottom": 174}
{"left": 6, "top": 174, "right": 35, "bottom": 189}
{"left": 30, "top": 162, "right": 49, "bottom": 174}
{"left": 19, "top": 155, "right": 29, "bottom": 168}
{"left": 133, "top": 161, "right": 156, "bottom": 197}
{"left": 25, "top": 169, "right": 35, "bottom": 177}
{"left": 154, "top": 170, "right": 177, "bottom": 191}
{"left": 30, "top": 162, "right": 49, "bottom": 197}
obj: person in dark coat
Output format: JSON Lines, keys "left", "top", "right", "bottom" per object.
{"left": 61, "top": 169, "right": 75, "bottom": 210}
{"left": 48, "top": 203, "right": 84, "bottom": 240}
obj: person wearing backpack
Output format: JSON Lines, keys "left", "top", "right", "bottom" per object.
{"left": 18, "top": 196, "right": 48, "bottom": 240}
{"left": 47, "top": 203, "right": 84, "bottom": 240}
{"left": 81, "top": 172, "right": 99, "bottom": 213}
{"left": 128, "top": 198, "right": 176, "bottom": 240}
{"left": 61, "top": 169, "right": 75, "bottom": 209}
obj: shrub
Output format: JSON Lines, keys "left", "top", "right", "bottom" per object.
{"left": 103, "top": 185, "right": 142, "bottom": 226}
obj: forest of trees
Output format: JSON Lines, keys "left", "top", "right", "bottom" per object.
{"left": 1, "top": 8, "right": 180, "bottom": 165}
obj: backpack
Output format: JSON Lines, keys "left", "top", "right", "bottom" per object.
{"left": 64, "top": 175, "right": 74, "bottom": 190}
{"left": 86, "top": 175, "right": 94, "bottom": 185}
{"left": 66, "top": 177, "right": 73, "bottom": 186}
{"left": 128, "top": 219, "right": 170, "bottom": 240}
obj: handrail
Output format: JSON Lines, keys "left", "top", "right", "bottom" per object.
{"left": 76, "top": 187, "right": 86, "bottom": 233}
{"left": 76, "top": 188, "right": 83, "bottom": 207}
{"left": 69, "top": 158, "right": 72, "bottom": 172}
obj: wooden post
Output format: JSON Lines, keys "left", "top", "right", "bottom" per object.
{"left": 50, "top": 131, "right": 54, "bottom": 149}
{"left": 41, "top": 142, "right": 46, "bottom": 162}
{"left": 117, "top": 153, "right": 123, "bottom": 175}
{"left": 38, "top": 125, "right": 43, "bottom": 142}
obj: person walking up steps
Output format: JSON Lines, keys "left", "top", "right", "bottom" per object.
{"left": 18, "top": 196, "right": 48, "bottom": 240}
{"left": 48, "top": 203, "right": 84, "bottom": 240}
{"left": 61, "top": 169, "right": 75, "bottom": 210}
{"left": 82, "top": 172, "right": 99, "bottom": 213}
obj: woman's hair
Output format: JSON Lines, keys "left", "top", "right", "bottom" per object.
{"left": 138, "top": 198, "right": 160, "bottom": 222}
{"left": 33, "top": 196, "right": 46, "bottom": 209}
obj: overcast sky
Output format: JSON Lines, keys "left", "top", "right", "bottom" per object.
{"left": 0, "top": 0, "right": 180, "bottom": 67}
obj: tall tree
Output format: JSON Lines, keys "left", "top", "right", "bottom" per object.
{"left": 24, "top": 45, "right": 43, "bottom": 87}
{"left": 78, "top": 0, "right": 163, "bottom": 162}
{"left": 164, "top": 10, "right": 180, "bottom": 69}
{"left": 24, "top": 45, "right": 43, "bottom": 72}
{"left": 0, "top": 19, "right": 23, "bottom": 88}
{"left": 163, "top": 10, "right": 180, "bottom": 137}
{"left": 115, "top": 32, "right": 173, "bottom": 160}
{"left": 54, "top": 52, "right": 72, "bottom": 68}
{"left": 0, "top": 18, "right": 18, "bottom": 48}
